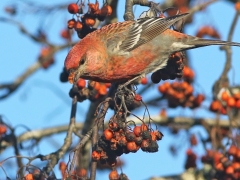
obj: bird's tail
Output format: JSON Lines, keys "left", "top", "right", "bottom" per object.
{"left": 186, "top": 38, "right": 240, "bottom": 48}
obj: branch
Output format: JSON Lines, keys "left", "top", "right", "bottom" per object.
{"left": 212, "top": 9, "right": 239, "bottom": 98}
{"left": 0, "top": 43, "right": 74, "bottom": 100}
{"left": 0, "top": 17, "right": 50, "bottom": 45}
{"left": 127, "top": 115, "right": 239, "bottom": 129}
{"left": 42, "top": 95, "right": 77, "bottom": 175}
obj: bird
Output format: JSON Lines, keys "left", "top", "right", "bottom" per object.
{"left": 64, "top": 13, "right": 240, "bottom": 84}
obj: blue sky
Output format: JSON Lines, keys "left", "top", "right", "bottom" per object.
{"left": 0, "top": 0, "right": 240, "bottom": 179}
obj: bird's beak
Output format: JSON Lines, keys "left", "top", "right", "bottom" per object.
{"left": 73, "top": 68, "right": 83, "bottom": 84}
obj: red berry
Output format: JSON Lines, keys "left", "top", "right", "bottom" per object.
{"left": 68, "top": 19, "right": 76, "bottom": 29}
{"left": 133, "top": 126, "right": 141, "bottom": 137}
{"left": 68, "top": 3, "right": 79, "bottom": 14}
{"left": 77, "top": 79, "right": 86, "bottom": 89}
{"left": 141, "top": 77, "right": 148, "bottom": 85}
{"left": 134, "top": 94, "right": 142, "bottom": 101}
{"left": 227, "top": 97, "right": 236, "bottom": 107}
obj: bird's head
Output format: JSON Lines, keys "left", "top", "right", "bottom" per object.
{"left": 64, "top": 39, "right": 108, "bottom": 83}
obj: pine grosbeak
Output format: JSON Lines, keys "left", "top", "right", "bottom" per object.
{"left": 65, "top": 13, "right": 240, "bottom": 83}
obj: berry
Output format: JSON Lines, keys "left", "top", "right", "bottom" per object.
{"left": 134, "top": 94, "right": 142, "bottom": 101}
{"left": 77, "top": 78, "right": 86, "bottom": 89}
{"left": 227, "top": 97, "right": 236, "bottom": 107}
{"left": 109, "top": 170, "right": 119, "bottom": 180}
{"left": 140, "top": 77, "right": 148, "bottom": 85}
{"left": 103, "top": 129, "right": 113, "bottom": 141}
{"left": 68, "top": 3, "right": 79, "bottom": 14}
{"left": 84, "top": 17, "right": 96, "bottom": 27}
{"left": 68, "top": 19, "right": 76, "bottom": 29}
{"left": 92, "top": 150, "right": 100, "bottom": 161}
{"left": 0, "top": 125, "right": 7, "bottom": 134}
{"left": 133, "top": 126, "right": 141, "bottom": 137}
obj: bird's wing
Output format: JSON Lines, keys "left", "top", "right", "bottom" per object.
{"left": 98, "top": 13, "right": 189, "bottom": 54}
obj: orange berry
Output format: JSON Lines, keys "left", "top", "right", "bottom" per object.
{"left": 171, "top": 81, "right": 180, "bottom": 90}
{"left": 235, "top": 2, "right": 240, "bottom": 11}
{"left": 60, "top": 29, "right": 71, "bottom": 40}
{"left": 88, "top": 1, "right": 99, "bottom": 14}
{"left": 0, "top": 125, "right": 7, "bottom": 134}
{"left": 226, "top": 166, "right": 234, "bottom": 175}
{"left": 109, "top": 170, "right": 119, "bottom": 180}
{"left": 133, "top": 126, "right": 141, "bottom": 137}
{"left": 68, "top": 18, "right": 76, "bottom": 29}
{"left": 174, "top": 92, "right": 184, "bottom": 100}
{"left": 159, "top": 108, "right": 167, "bottom": 117}
{"left": 103, "top": 129, "right": 113, "bottom": 141}
{"left": 215, "top": 163, "right": 224, "bottom": 171}
{"left": 100, "top": 5, "right": 112, "bottom": 16}
{"left": 140, "top": 123, "right": 148, "bottom": 131}
{"left": 126, "top": 141, "right": 139, "bottom": 152}
{"left": 158, "top": 84, "right": 167, "bottom": 94}
{"left": 25, "top": 174, "right": 34, "bottom": 180}
{"left": 150, "top": 131, "right": 157, "bottom": 141}
{"left": 213, "top": 152, "right": 223, "bottom": 165}
{"left": 140, "top": 77, "right": 148, "bottom": 85}
{"left": 228, "top": 145, "right": 238, "bottom": 156}
{"left": 180, "top": 81, "right": 188, "bottom": 90}
{"left": 92, "top": 151, "right": 100, "bottom": 161}
{"left": 76, "top": 78, "right": 86, "bottom": 89}
{"left": 232, "top": 162, "right": 240, "bottom": 171}
{"left": 183, "top": 66, "right": 194, "bottom": 80}
{"left": 68, "top": 3, "right": 79, "bottom": 14}
{"left": 209, "top": 100, "right": 222, "bottom": 112}
{"left": 59, "top": 162, "right": 67, "bottom": 172}
{"left": 221, "top": 91, "right": 229, "bottom": 101}
{"left": 227, "top": 97, "right": 236, "bottom": 107}
{"left": 77, "top": 168, "right": 87, "bottom": 177}
{"left": 84, "top": 17, "right": 95, "bottom": 27}
{"left": 68, "top": 73, "right": 74, "bottom": 84}
{"left": 94, "top": 82, "right": 100, "bottom": 91}
{"left": 184, "top": 85, "right": 193, "bottom": 95}
{"left": 98, "top": 85, "right": 107, "bottom": 96}
{"left": 134, "top": 94, "right": 142, "bottom": 101}
{"left": 74, "top": 20, "right": 83, "bottom": 30}
{"left": 154, "top": 130, "right": 163, "bottom": 140}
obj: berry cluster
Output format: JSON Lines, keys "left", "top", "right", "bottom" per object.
{"left": 38, "top": 47, "right": 54, "bottom": 69}
{"left": 209, "top": 89, "right": 240, "bottom": 114}
{"left": 158, "top": 81, "right": 205, "bottom": 108}
{"left": 151, "top": 52, "right": 185, "bottom": 84}
{"left": 196, "top": 26, "right": 221, "bottom": 39}
{"left": 91, "top": 114, "right": 163, "bottom": 170}
{"left": 59, "top": 162, "right": 88, "bottom": 180}
{"left": 201, "top": 146, "right": 240, "bottom": 180}
{"left": 67, "top": 2, "right": 112, "bottom": 39}
{"left": 24, "top": 169, "right": 55, "bottom": 180}
{"left": 68, "top": 78, "right": 111, "bottom": 102}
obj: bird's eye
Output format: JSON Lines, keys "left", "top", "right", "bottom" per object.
{"left": 79, "top": 58, "right": 85, "bottom": 65}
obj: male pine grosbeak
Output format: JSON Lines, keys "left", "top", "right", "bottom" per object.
{"left": 65, "top": 13, "right": 240, "bottom": 83}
